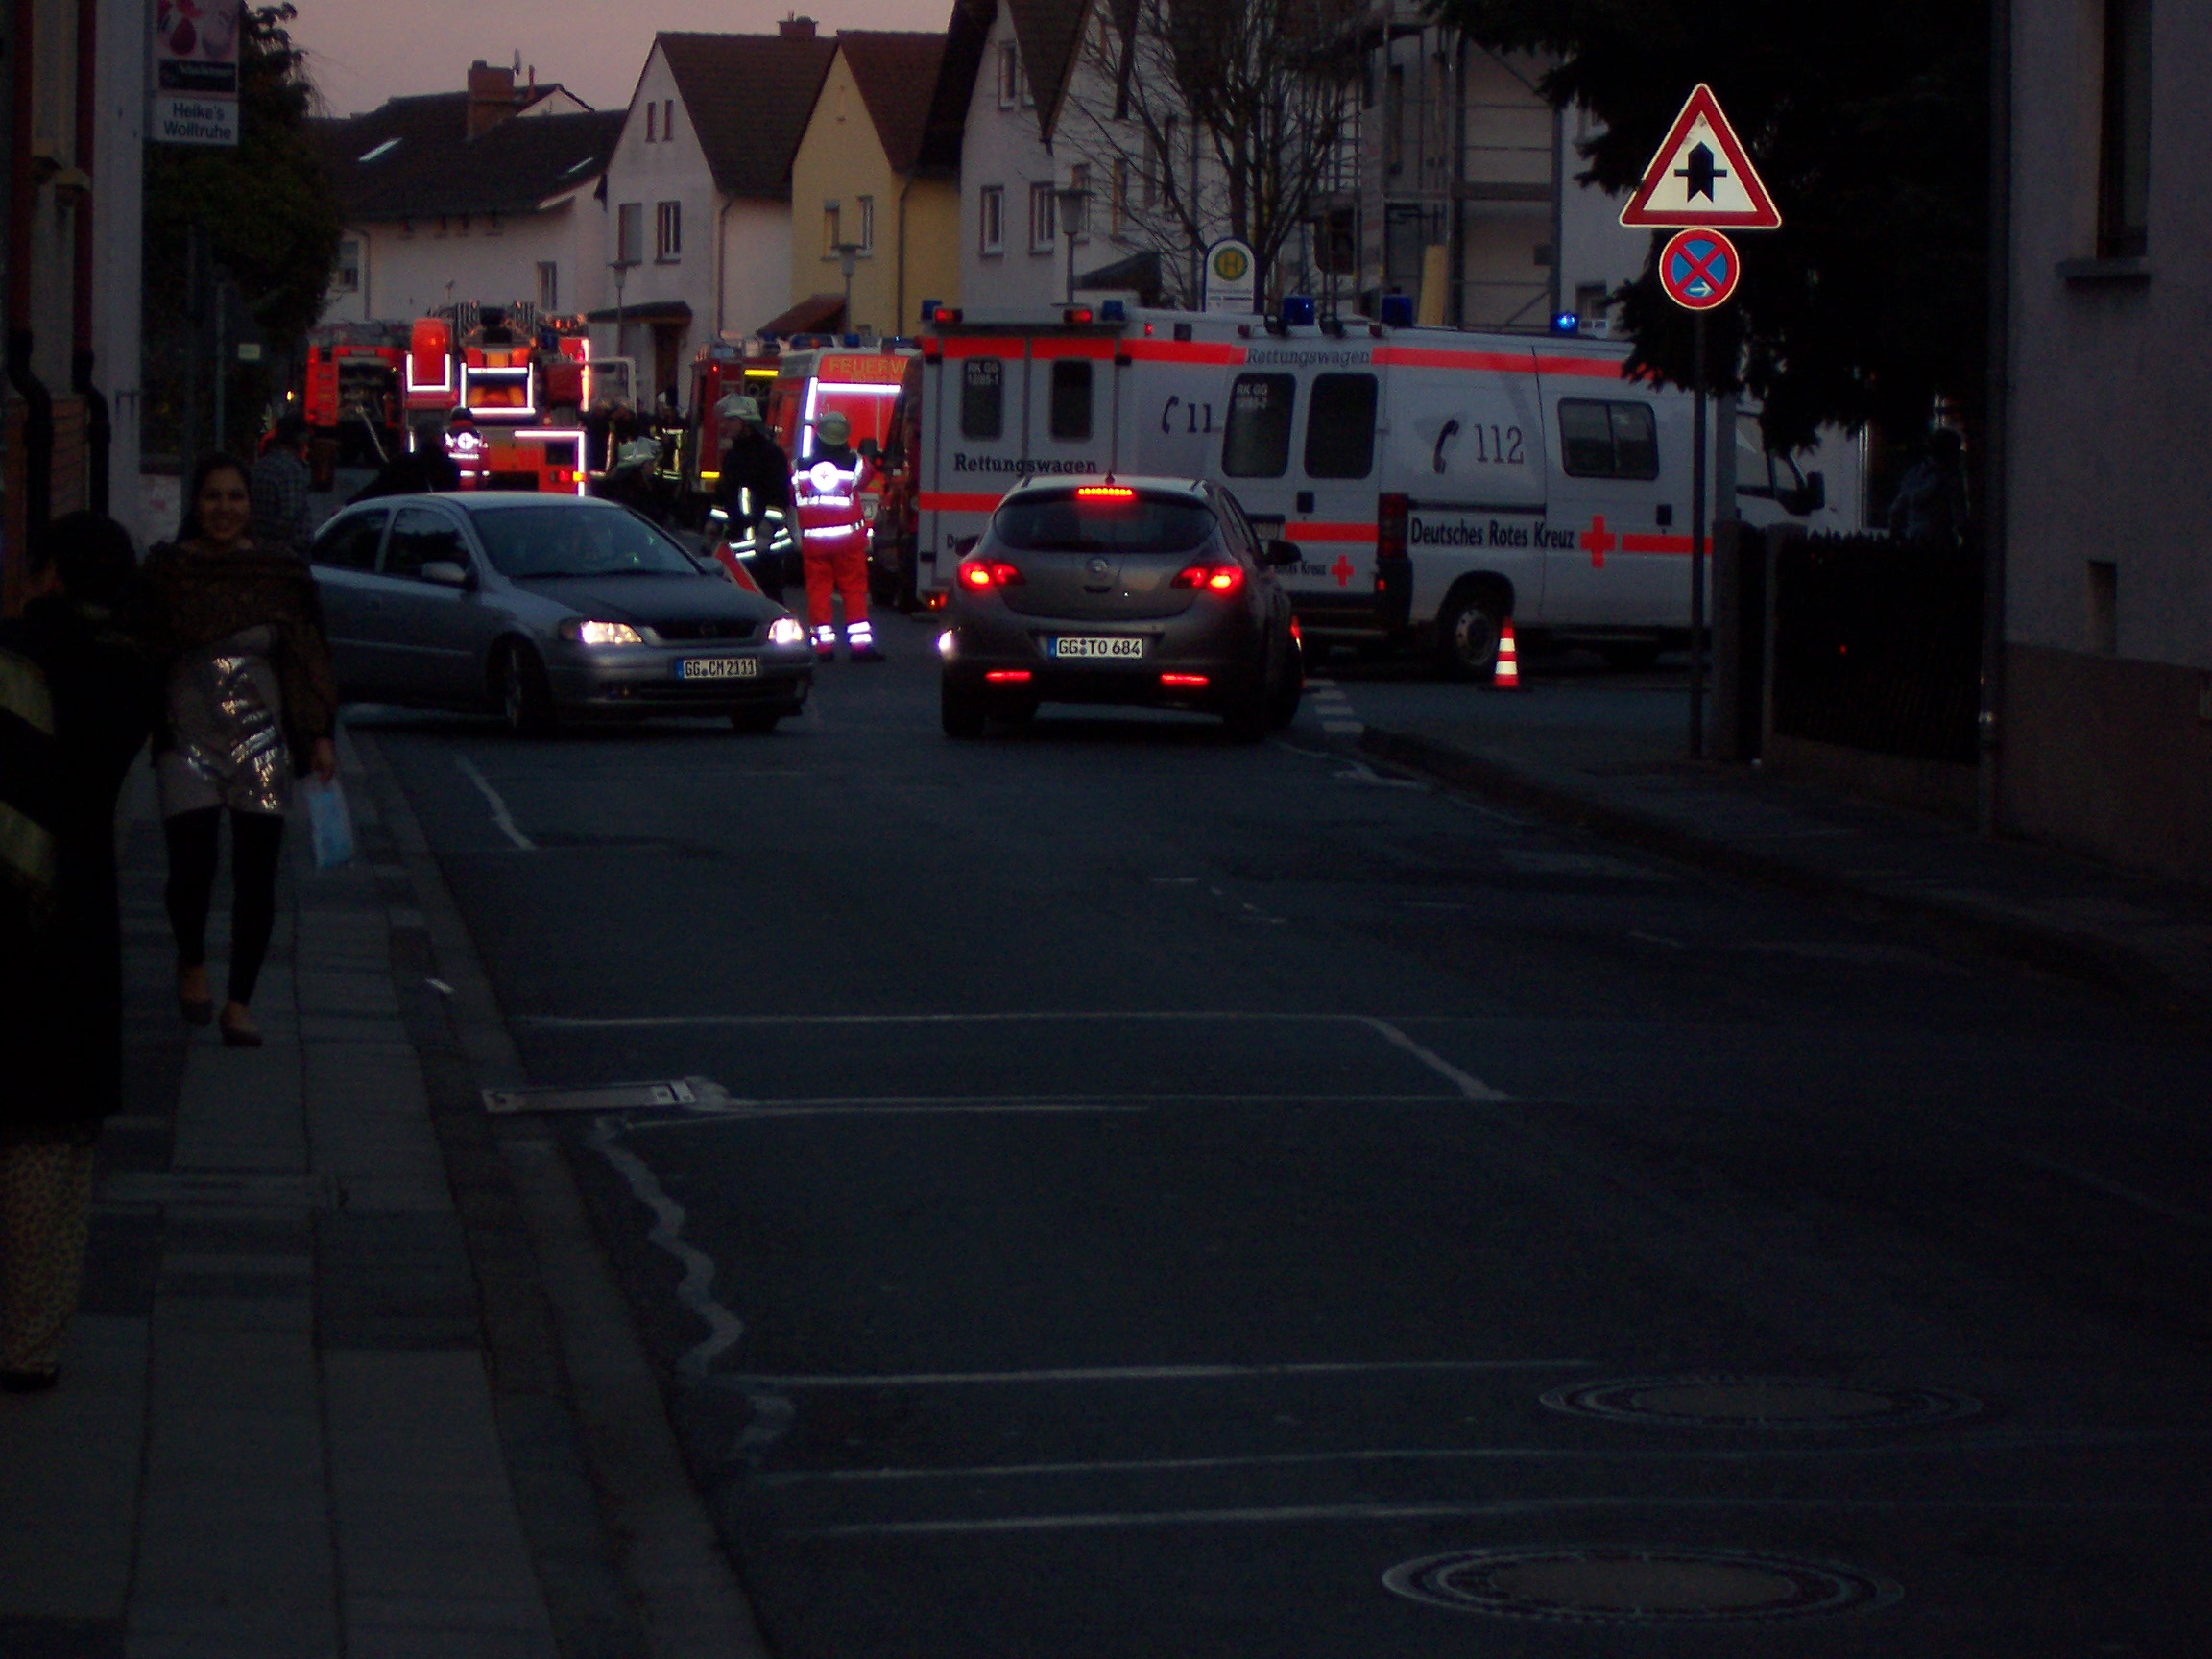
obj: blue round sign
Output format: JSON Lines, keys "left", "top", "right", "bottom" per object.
{"left": 1659, "top": 228, "right": 1740, "bottom": 310}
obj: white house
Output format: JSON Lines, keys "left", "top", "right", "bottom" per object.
{"left": 1998, "top": 0, "right": 2210, "bottom": 879}
{"left": 315, "top": 63, "right": 620, "bottom": 329}
{"left": 956, "top": 0, "right": 1089, "bottom": 312}
{"left": 593, "top": 24, "right": 839, "bottom": 401}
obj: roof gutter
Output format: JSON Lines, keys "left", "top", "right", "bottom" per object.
{"left": 715, "top": 194, "right": 735, "bottom": 336}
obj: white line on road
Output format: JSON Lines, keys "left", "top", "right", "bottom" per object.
{"left": 732, "top": 1358, "right": 1588, "bottom": 1388}
{"left": 589, "top": 1116, "right": 745, "bottom": 1380}
{"left": 615, "top": 1093, "right": 1464, "bottom": 1131}
{"left": 759, "top": 1427, "right": 2185, "bottom": 1485}
{"left": 794, "top": 1493, "right": 2212, "bottom": 1539}
{"left": 1358, "top": 1017, "right": 1510, "bottom": 1101}
{"left": 454, "top": 754, "right": 536, "bottom": 851}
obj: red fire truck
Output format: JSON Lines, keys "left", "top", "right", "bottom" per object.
{"left": 302, "top": 323, "right": 409, "bottom": 468}
{"left": 402, "top": 308, "right": 592, "bottom": 494}
{"left": 677, "top": 339, "right": 781, "bottom": 517}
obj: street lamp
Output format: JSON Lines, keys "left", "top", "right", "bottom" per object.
{"left": 832, "top": 242, "right": 862, "bottom": 336}
{"left": 1054, "top": 183, "right": 1091, "bottom": 305}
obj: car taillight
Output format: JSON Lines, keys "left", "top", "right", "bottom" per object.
{"left": 985, "top": 669, "right": 1033, "bottom": 684}
{"left": 1171, "top": 564, "right": 1244, "bottom": 594}
{"left": 1377, "top": 493, "right": 1408, "bottom": 567}
{"left": 1160, "top": 673, "right": 1209, "bottom": 687}
{"left": 958, "top": 559, "right": 1023, "bottom": 590}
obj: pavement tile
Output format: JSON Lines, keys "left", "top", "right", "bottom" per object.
{"left": 0, "top": 1318, "right": 149, "bottom": 1622}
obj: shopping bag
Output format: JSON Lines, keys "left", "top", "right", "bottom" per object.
{"left": 304, "top": 777, "right": 356, "bottom": 870}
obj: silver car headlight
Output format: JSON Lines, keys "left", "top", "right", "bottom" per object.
{"left": 560, "top": 619, "right": 644, "bottom": 646}
{"left": 767, "top": 616, "right": 807, "bottom": 648}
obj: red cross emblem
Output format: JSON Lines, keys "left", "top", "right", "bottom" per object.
{"left": 1580, "top": 514, "right": 1618, "bottom": 569}
{"left": 1330, "top": 554, "right": 1355, "bottom": 587}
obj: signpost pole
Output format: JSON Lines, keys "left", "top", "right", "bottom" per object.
{"left": 1689, "top": 308, "right": 1707, "bottom": 758}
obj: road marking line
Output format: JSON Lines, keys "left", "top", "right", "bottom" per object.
{"left": 733, "top": 1359, "right": 1588, "bottom": 1388}
{"left": 760, "top": 1428, "right": 2183, "bottom": 1484}
{"left": 1358, "top": 1016, "right": 1509, "bottom": 1100}
{"left": 1334, "top": 760, "right": 1423, "bottom": 789}
{"left": 794, "top": 1494, "right": 2212, "bottom": 1539}
{"left": 454, "top": 754, "right": 536, "bottom": 851}
{"left": 588, "top": 1117, "right": 745, "bottom": 1380}
{"left": 616, "top": 1093, "right": 1470, "bottom": 1131}
{"left": 1322, "top": 720, "right": 1365, "bottom": 734}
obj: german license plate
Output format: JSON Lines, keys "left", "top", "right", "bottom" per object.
{"left": 1049, "top": 636, "right": 1145, "bottom": 660}
{"left": 676, "top": 657, "right": 758, "bottom": 680}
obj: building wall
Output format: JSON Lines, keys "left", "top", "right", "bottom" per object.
{"left": 958, "top": 8, "right": 1063, "bottom": 312}
{"left": 720, "top": 200, "right": 792, "bottom": 338}
{"left": 93, "top": 0, "right": 147, "bottom": 538}
{"left": 325, "top": 201, "right": 602, "bottom": 325}
{"left": 899, "top": 176, "right": 962, "bottom": 334}
{"left": 789, "top": 51, "right": 901, "bottom": 334}
{"left": 2001, "top": 0, "right": 2212, "bottom": 880}
{"left": 602, "top": 45, "right": 716, "bottom": 362}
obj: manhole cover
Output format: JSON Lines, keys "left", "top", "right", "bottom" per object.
{"left": 1384, "top": 1547, "right": 1901, "bottom": 1623}
{"left": 1542, "top": 1375, "right": 1981, "bottom": 1429}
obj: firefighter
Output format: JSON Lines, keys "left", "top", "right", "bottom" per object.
{"left": 794, "top": 410, "right": 880, "bottom": 662}
{"left": 713, "top": 396, "right": 794, "bottom": 599}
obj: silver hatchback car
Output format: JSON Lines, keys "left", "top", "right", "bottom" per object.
{"left": 937, "top": 476, "right": 1304, "bottom": 740}
{"left": 310, "top": 493, "right": 814, "bottom": 733}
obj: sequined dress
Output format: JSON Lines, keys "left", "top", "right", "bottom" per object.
{"left": 156, "top": 625, "right": 294, "bottom": 818}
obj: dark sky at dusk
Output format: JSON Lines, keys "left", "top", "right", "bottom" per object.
{"left": 295, "top": 0, "right": 953, "bottom": 118}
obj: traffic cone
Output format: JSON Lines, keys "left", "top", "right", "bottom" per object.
{"left": 1492, "top": 618, "right": 1524, "bottom": 690}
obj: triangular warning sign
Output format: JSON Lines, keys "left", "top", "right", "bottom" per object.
{"left": 1620, "top": 84, "right": 1781, "bottom": 229}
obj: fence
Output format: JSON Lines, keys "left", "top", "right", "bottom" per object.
{"left": 1769, "top": 532, "right": 1982, "bottom": 764}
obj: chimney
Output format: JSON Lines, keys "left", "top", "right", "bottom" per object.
{"left": 467, "top": 60, "right": 519, "bottom": 137}
{"left": 779, "top": 14, "right": 817, "bottom": 36}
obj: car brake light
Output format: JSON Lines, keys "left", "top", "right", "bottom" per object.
{"left": 1171, "top": 564, "right": 1244, "bottom": 594}
{"left": 1075, "top": 485, "right": 1135, "bottom": 499}
{"left": 958, "top": 559, "right": 1023, "bottom": 589}
{"left": 1160, "top": 673, "right": 1209, "bottom": 687}
{"left": 986, "top": 669, "right": 1033, "bottom": 684}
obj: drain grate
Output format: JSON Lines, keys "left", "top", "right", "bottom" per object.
{"left": 1542, "top": 1375, "right": 1982, "bottom": 1429}
{"left": 1384, "top": 1547, "right": 1901, "bottom": 1623}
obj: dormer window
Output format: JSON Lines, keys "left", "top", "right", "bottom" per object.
{"left": 358, "top": 137, "right": 400, "bottom": 163}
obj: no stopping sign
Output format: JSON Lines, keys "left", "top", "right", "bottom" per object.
{"left": 1658, "top": 228, "right": 1740, "bottom": 310}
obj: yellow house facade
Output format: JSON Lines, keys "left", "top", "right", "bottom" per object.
{"left": 786, "top": 29, "right": 972, "bottom": 338}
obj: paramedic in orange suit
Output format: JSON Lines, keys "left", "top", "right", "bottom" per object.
{"left": 795, "top": 410, "right": 880, "bottom": 663}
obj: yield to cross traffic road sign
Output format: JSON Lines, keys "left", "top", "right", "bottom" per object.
{"left": 1620, "top": 84, "right": 1781, "bottom": 229}
{"left": 1657, "top": 228, "right": 1741, "bottom": 310}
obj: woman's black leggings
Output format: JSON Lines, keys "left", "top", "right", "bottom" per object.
{"left": 164, "top": 808, "right": 286, "bottom": 1006}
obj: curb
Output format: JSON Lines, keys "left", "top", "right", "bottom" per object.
{"left": 1357, "top": 724, "right": 2190, "bottom": 1012}
{"left": 350, "top": 727, "right": 774, "bottom": 1659}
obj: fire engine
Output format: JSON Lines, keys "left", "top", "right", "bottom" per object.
{"left": 402, "top": 305, "right": 594, "bottom": 495}
{"left": 914, "top": 301, "right": 1858, "bottom": 677}
{"left": 302, "top": 323, "right": 409, "bottom": 467}
{"left": 677, "top": 339, "right": 781, "bottom": 517}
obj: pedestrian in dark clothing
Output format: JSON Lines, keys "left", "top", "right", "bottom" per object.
{"left": 349, "top": 419, "right": 460, "bottom": 501}
{"left": 1887, "top": 428, "right": 1970, "bottom": 554}
{"left": 252, "top": 415, "right": 315, "bottom": 558}
{"left": 133, "top": 454, "right": 341, "bottom": 1050}
{"left": 0, "top": 513, "right": 156, "bottom": 1390}
{"left": 714, "top": 396, "right": 794, "bottom": 596}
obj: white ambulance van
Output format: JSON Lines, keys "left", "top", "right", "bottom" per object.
{"left": 914, "top": 303, "right": 1852, "bottom": 676}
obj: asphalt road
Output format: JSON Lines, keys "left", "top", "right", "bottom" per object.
{"left": 362, "top": 611, "right": 2212, "bottom": 1657}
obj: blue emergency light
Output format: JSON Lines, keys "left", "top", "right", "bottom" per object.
{"left": 1100, "top": 300, "right": 1126, "bottom": 321}
{"left": 1378, "top": 293, "right": 1414, "bottom": 327}
{"left": 1551, "top": 311, "right": 1580, "bottom": 335}
{"left": 1281, "top": 295, "right": 1316, "bottom": 326}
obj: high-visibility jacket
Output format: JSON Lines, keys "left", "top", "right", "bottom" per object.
{"left": 792, "top": 449, "right": 873, "bottom": 557}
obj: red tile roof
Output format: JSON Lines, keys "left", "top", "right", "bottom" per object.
{"left": 837, "top": 33, "right": 950, "bottom": 176}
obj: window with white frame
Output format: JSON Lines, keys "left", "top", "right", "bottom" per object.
{"left": 656, "top": 201, "right": 682, "bottom": 261}
{"left": 997, "top": 43, "right": 1019, "bottom": 108}
{"left": 978, "top": 185, "right": 1004, "bottom": 254}
{"left": 1029, "top": 181, "right": 1056, "bottom": 252}
{"left": 855, "top": 195, "right": 875, "bottom": 253}
{"left": 333, "top": 238, "right": 361, "bottom": 293}
{"left": 616, "top": 202, "right": 644, "bottom": 265}
{"left": 538, "top": 262, "right": 559, "bottom": 311}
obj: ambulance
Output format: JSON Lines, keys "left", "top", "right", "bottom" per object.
{"left": 914, "top": 301, "right": 1854, "bottom": 675}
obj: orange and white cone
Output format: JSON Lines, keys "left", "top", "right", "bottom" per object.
{"left": 1492, "top": 618, "right": 1524, "bottom": 690}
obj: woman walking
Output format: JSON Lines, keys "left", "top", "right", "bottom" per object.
{"left": 0, "top": 515, "right": 155, "bottom": 1388}
{"left": 135, "top": 454, "right": 340, "bottom": 1048}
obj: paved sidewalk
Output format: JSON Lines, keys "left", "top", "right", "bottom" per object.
{"left": 0, "top": 729, "right": 758, "bottom": 1659}
{"left": 1354, "top": 690, "right": 2212, "bottom": 1018}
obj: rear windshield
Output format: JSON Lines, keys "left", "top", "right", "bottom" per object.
{"left": 993, "top": 493, "right": 1215, "bottom": 554}
{"left": 471, "top": 506, "right": 706, "bottom": 579}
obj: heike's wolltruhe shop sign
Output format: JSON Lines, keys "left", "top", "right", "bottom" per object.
{"left": 153, "top": 0, "right": 242, "bottom": 146}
